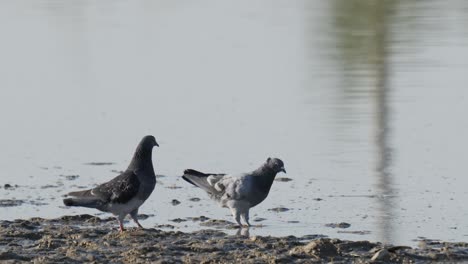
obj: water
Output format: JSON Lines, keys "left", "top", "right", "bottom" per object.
{"left": 1, "top": 0, "right": 468, "bottom": 246}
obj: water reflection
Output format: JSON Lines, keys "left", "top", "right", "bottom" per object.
{"left": 373, "top": 4, "right": 395, "bottom": 245}
{"left": 330, "top": 0, "right": 396, "bottom": 243}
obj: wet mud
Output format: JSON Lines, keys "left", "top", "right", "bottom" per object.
{"left": 1, "top": 215, "right": 468, "bottom": 263}
{"left": 325, "top": 222, "right": 351, "bottom": 229}
{"left": 0, "top": 200, "right": 24, "bottom": 208}
{"left": 83, "top": 162, "right": 115, "bottom": 166}
{"left": 171, "top": 199, "right": 181, "bottom": 206}
{"left": 275, "top": 177, "right": 293, "bottom": 182}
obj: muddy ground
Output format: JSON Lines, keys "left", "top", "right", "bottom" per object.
{"left": 1, "top": 215, "right": 468, "bottom": 263}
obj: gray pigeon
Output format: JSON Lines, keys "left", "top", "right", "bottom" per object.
{"left": 63, "top": 135, "right": 159, "bottom": 232}
{"left": 182, "top": 157, "right": 286, "bottom": 227}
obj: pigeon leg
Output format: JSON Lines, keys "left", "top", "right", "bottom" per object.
{"left": 117, "top": 215, "right": 126, "bottom": 232}
{"left": 241, "top": 210, "right": 251, "bottom": 227}
{"left": 130, "top": 209, "right": 143, "bottom": 228}
{"left": 230, "top": 207, "right": 242, "bottom": 227}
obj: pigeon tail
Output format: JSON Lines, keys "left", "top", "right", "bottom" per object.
{"left": 63, "top": 197, "right": 102, "bottom": 208}
{"left": 182, "top": 169, "right": 225, "bottom": 194}
{"left": 182, "top": 169, "right": 209, "bottom": 186}
{"left": 67, "top": 189, "right": 93, "bottom": 198}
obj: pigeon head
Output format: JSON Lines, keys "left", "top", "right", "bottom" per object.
{"left": 128, "top": 135, "right": 158, "bottom": 170}
{"left": 139, "top": 135, "right": 159, "bottom": 149}
{"left": 266, "top": 157, "right": 286, "bottom": 174}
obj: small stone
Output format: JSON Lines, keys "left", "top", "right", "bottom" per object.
{"left": 171, "top": 199, "right": 181, "bottom": 206}
{"left": 289, "top": 239, "right": 338, "bottom": 257}
{"left": 86, "top": 254, "right": 96, "bottom": 262}
{"left": 371, "top": 249, "right": 390, "bottom": 262}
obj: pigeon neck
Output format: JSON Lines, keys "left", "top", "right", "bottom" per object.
{"left": 127, "top": 145, "right": 154, "bottom": 172}
{"left": 253, "top": 165, "right": 277, "bottom": 192}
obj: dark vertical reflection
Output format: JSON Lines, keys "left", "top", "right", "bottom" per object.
{"left": 373, "top": 1, "right": 394, "bottom": 244}
{"left": 329, "top": 0, "right": 396, "bottom": 243}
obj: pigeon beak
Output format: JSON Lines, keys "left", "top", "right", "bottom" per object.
{"left": 155, "top": 142, "right": 159, "bottom": 147}
{"left": 280, "top": 167, "right": 286, "bottom": 173}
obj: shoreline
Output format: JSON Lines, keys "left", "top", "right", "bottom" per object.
{"left": 1, "top": 215, "right": 468, "bottom": 263}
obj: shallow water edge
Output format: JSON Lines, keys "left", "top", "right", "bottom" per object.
{"left": 1, "top": 215, "right": 468, "bottom": 263}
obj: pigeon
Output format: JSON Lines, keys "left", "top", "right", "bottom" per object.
{"left": 63, "top": 135, "right": 159, "bottom": 232}
{"left": 182, "top": 157, "right": 286, "bottom": 227}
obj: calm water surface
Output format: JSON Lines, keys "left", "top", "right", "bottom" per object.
{"left": 1, "top": 0, "right": 468, "bottom": 245}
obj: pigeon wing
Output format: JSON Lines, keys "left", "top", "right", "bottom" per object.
{"left": 219, "top": 174, "right": 253, "bottom": 201}
{"left": 91, "top": 170, "right": 141, "bottom": 204}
